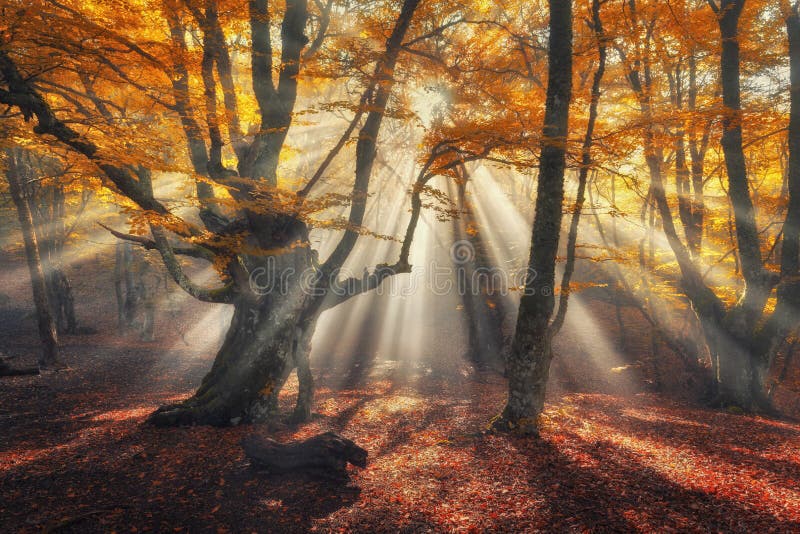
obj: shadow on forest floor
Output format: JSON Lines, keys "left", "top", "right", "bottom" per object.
{"left": 1, "top": 323, "right": 799, "bottom": 531}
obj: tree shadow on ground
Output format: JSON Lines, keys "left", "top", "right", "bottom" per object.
{"left": 570, "top": 395, "right": 800, "bottom": 484}
{"left": 521, "top": 433, "right": 799, "bottom": 532}
{"left": 0, "top": 343, "right": 207, "bottom": 456}
{"left": 1, "top": 423, "right": 363, "bottom": 533}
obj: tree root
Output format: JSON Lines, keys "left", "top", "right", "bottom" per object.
{"left": 146, "top": 400, "right": 223, "bottom": 427}
{"left": 488, "top": 414, "right": 540, "bottom": 437}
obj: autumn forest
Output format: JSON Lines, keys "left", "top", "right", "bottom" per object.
{"left": 1, "top": 0, "right": 800, "bottom": 531}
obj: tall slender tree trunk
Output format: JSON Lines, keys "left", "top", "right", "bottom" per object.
{"left": 783, "top": 3, "right": 800, "bottom": 278}
{"left": 4, "top": 150, "right": 59, "bottom": 368}
{"left": 30, "top": 181, "right": 78, "bottom": 334}
{"left": 114, "top": 242, "right": 127, "bottom": 331}
{"left": 114, "top": 242, "right": 139, "bottom": 332}
{"left": 610, "top": 175, "right": 627, "bottom": 349}
{"left": 492, "top": 0, "right": 572, "bottom": 435}
{"left": 687, "top": 53, "right": 708, "bottom": 256}
{"left": 671, "top": 65, "right": 697, "bottom": 254}
{"left": 551, "top": 0, "right": 606, "bottom": 336}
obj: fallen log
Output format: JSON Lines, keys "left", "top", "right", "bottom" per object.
{"left": 242, "top": 431, "right": 367, "bottom": 478}
{"left": 0, "top": 359, "right": 39, "bottom": 377}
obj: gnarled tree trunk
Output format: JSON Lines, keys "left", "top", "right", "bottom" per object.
{"left": 148, "top": 242, "right": 315, "bottom": 427}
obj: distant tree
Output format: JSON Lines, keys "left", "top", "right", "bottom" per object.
{"left": 2, "top": 148, "right": 59, "bottom": 370}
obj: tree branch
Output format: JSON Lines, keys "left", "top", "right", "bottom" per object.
{"left": 0, "top": 49, "right": 178, "bottom": 222}
{"left": 320, "top": 0, "right": 423, "bottom": 276}
{"left": 97, "top": 223, "right": 216, "bottom": 262}
{"left": 320, "top": 262, "right": 412, "bottom": 311}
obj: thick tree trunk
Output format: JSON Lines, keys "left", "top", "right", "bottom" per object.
{"left": 700, "top": 316, "right": 772, "bottom": 409}
{"left": 148, "top": 300, "right": 300, "bottom": 426}
{"left": 148, "top": 246, "right": 315, "bottom": 427}
{"left": 492, "top": 0, "right": 572, "bottom": 435}
{"left": 4, "top": 150, "right": 59, "bottom": 369}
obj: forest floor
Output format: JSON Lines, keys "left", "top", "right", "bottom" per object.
{"left": 2, "top": 336, "right": 800, "bottom": 532}
{"left": 1, "top": 254, "right": 800, "bottom": 532}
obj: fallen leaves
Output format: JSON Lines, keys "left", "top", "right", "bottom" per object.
{"left": 1, "top": 340, "right": 799, "bottom": 532}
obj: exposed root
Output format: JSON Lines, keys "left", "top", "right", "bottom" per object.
{"left": 488, "top": 414, "right": 540, "bottom": 437}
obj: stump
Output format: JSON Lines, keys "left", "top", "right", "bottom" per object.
{"left": 242, "top": 432, "right": 367, "bottom": 479}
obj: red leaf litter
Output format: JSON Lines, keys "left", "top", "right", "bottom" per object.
{"left": 1, "top": 338, "right": 798, "bottom": 533}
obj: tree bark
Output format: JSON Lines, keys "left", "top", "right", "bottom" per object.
{"left": 492, "top": 0, "right": 572, "bottom": 435}
{"left": 687, "top": 53, "right": 709, "bottom": 256}
{"left": 551, "top": 0, "right": 606, "bottom": 336}
{"left": 148, "top": 243, "right": 315, "bottom": 427}
{"left": 114, "top": 242, "right": 139, "bottom": 332}
{"left": 671, "top": 64, "right": 697, "bottom": 255}
{"left": 715, "top": 0, "right": 774, "bottom": 325}
{"left": 242, "top": 431, "right": 367, "bottom": 478}
{"left": 783, "top": 3, "right": 800, "bottom": 278}
{"left": 4, "top": 149, "right": 59, "bottom": 369}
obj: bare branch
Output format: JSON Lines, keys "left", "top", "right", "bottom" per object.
{"left": 303, "top": 0, "right": 333, "bottom": 60}
{"left": 320, "top": 262, "right": 412, "bottom": 310}
{"left": 97, "top": 223, "right": 216, "bottom": 262}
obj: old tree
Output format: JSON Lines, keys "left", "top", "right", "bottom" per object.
{"left": 3, "top": 0, "right": 800, "bottom": 438}
{"left": 0, "top": 0, "right": 440, "bottom": 425}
